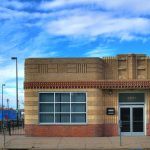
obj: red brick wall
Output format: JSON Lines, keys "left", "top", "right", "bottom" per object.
{"left": 25, "top": 123, "right": 150, "bottom": 136}
{"left": 103, "top": 124, "right": 118, "bottom": 136}
{"left": 25, "top": 124, "right": 118, "bottom": 137}
{"left": 147, "top": 123, "right": 150, "bottom": 136}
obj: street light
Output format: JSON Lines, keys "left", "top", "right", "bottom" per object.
{"left": 7, "top": 99, "right": 9, "bottom": 109}
{"left": 11, "top": 57, "right": 19, "bottom": 127}
{"left": 2, "top": 84, "right": 5, "bottom": 127}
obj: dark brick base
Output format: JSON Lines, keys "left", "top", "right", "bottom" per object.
{"left": 103, "top": 124, "right": 118, "bottom": 136}
{"left": 25, "top": 124, "right": 118, "bottom": 137}
{"left": 147, "top": 123, "right": 150, "bottom": 136}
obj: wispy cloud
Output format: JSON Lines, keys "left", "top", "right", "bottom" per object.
{"left": 1, "top": 0, "right": 32, "bottom": 10}
{"left": 29, "top": 50, "right": 57, "bottom": 58}
{"left": 0, "top": 63, "right": 24, "bottom": 82}
{"left": 1, "top": 0, "right": 150, "bottom": 41}
{"left": 46, "top": 12, "right": 150, "bottom": 40}
{"left": 0, "top": 86, "right": 24, "bottom": 108}
{"left": 0, "top": 63, "right": 24, "bottom": 108}
{"left": 40, "top": 0, "right": 150, "bottom": 16}
{"left": 39, "top": 0, "right": 150, "bottom": 41}
{"left": 85, "top": 46, "right": 115, "bottom": 57}
{"left": 0, "top": 56, "right": 6, "bottom": 64}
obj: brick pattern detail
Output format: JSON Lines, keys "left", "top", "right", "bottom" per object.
{"left": 24, "top": 80, "right": 150, "bottom": 89}
{"left": 25, "top": 124, "right": 118, "bottom": 137}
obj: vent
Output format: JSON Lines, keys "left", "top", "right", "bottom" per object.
{"left": 76, "top": 64, "right": 87, "bottom": 73}
{"left": 38, "top": 64, "right": 48, "bottom": 74}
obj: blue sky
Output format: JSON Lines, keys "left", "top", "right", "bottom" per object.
{"left": 1, "top": 0, "right": 150, "bottom": 108}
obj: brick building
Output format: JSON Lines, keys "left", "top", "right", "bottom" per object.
{"left": 24, "top": 54, "right": 150, "bottom": 136}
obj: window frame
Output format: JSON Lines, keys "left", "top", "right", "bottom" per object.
{"left": 38, "top": 92, "right": 87, "bottom": 125}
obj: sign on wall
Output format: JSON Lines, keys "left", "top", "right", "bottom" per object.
{"left": 119, "top": 93, "right": 144, "bottom": 103}
{"left": 106, "top": 108, "right": 115, "bottom": 115}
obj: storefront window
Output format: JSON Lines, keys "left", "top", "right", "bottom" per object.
{"left": 39, "top": 92, "right": 86, "bottom": 124}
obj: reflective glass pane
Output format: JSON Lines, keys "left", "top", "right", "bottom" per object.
{"left": 55, "top": 93, "right": 70, "bottom": 102}
{"left": 40, "top": 114, "right": 54, "bottom": 123}
{"left": 71, "top": 103, "right": 86, "bottom": 112}
{"left": 133, "top": 122, "right": 143, "bottom": 132}
{"left": 120, "top": 108, "right": 130, "bottom": 132}
{"left": 133, "top": 108, "right": 143, "bottom": 132}
{"left": 40, "top": 103, "right": 54, "bottom": 112}
{"left": 55, "top": 114, "right": 70, "bottom": 123}
{"left": 55, "top": 103, "right": 70, "bottom": 112}
{"left": 71, "top": 114, "right": 86, "bottom": 123}
{"left": 40, "top": 93, "right": 54, "bottom": 102}
{"left": 121, "top": 122, "right": 130, "bottom": 132}
{"left": 71, "top": 93, "right": 86, "bottom": 102}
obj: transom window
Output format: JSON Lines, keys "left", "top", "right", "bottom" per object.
{"left": 119, "top": 93, "right": 144, "bottom": 103}
{"left": 39, "top": 92, "right": 86, "bottom": 124}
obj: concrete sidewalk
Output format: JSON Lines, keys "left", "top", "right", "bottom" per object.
{"left": 0, "top": 135, "right": 150, "bottom": 150}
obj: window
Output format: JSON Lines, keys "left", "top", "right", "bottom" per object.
{"left": 39, "top": 92, "right": 86, "bottom": 124}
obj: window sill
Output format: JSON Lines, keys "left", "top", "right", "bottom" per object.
{"left": 38, "top": 123, "right": 88, "bottom": 126}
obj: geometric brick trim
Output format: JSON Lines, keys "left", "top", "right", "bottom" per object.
{"left": 24, "top": 80, "right": 150, "bottom": 89}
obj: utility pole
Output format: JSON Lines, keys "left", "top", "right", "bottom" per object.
{"left": 11, "top": 57, "right": 19, "bottom": 127}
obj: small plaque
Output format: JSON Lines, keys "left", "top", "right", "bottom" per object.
{"left": 106, "top": 108, "right": 115, "bottom": 115}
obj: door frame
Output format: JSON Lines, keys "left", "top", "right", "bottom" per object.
{"left": 119, "top": 105, "right": 145, "bottom": 136}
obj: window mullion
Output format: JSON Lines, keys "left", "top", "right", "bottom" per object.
{"left": 70, "top": 92, "right": 71, "bottom": 124}
{"left": 86, "top": 92, "right": 87, "bottom": 123}
{"left": 54, "top": 93, "right": 55, "bottom": 123}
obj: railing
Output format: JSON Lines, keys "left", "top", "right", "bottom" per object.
{"left": 0, "top": 120, "right": 24, "bottom": 135}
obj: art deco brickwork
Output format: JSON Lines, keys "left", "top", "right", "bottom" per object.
{"left": 25, "top": 58, "right": 104, "bottom": 82}
{"left": 103, "top": 54, "right": 150, "bottom": 80}
{"left": 24, "top": 80, "right": 150, "bottom": 89}
{"left": 24, "top": 54, "right": 150, "bottom": 136}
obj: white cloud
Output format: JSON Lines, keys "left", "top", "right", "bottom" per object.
{"left": 0, "top": 63, "right": 24, "bottom": 108}
{"left": 1, "top": 0, "right": 32, "bottom": 10}
{"left": 28, "top": 50, "right": 57, "bottom": 58}
{"left": 40, "top": 0, "right": 150, "bottom": 16}
{"left": 0, "top": 87, "right": 24, "bottom": 109}
{"left": 0, "top": 56, "right": 6, "bottom": 64}
{"left": 1, "top": 0, "right": 150, "bottom": 41}
{"left": 0, "top": 63, "right": 24, "bottom": 83}
{"left": 85, "top": 46, "right": 115, "bottom": 57}
{"left": 0, "top": 7, "right": 52, "bottom": 20}
{"left": 46, "top": 12, "right": 150, "bottom": 40}
{"left": 39, "top": 0, "right": 150, "bottom": 41}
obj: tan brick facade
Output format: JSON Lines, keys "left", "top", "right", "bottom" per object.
{"left": 24, "top": 54, "right": 150, "bottom": 136}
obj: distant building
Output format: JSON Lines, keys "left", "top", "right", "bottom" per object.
{"left": 24, "top": 54, "right": 150, "bottom": 136}
{"left": 0, "top": 108, "right": 17, "bottom": 121}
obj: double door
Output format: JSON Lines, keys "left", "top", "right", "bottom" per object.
{"left": 119, "top": 105, "right": 144, "bottom": 136}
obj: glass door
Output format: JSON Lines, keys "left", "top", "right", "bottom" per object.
{"left": 132, "top": 107, "right": 144, "bottom": 135}
{"left": 120, "top": 106, "right": 131, "bottom": 135}
{"left": 120, "top": 105, "right": 144, "bottom": 136}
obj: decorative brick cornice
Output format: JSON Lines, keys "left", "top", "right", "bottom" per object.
{"left": 24, "top": 80, "right": 150, "bottom": 89}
